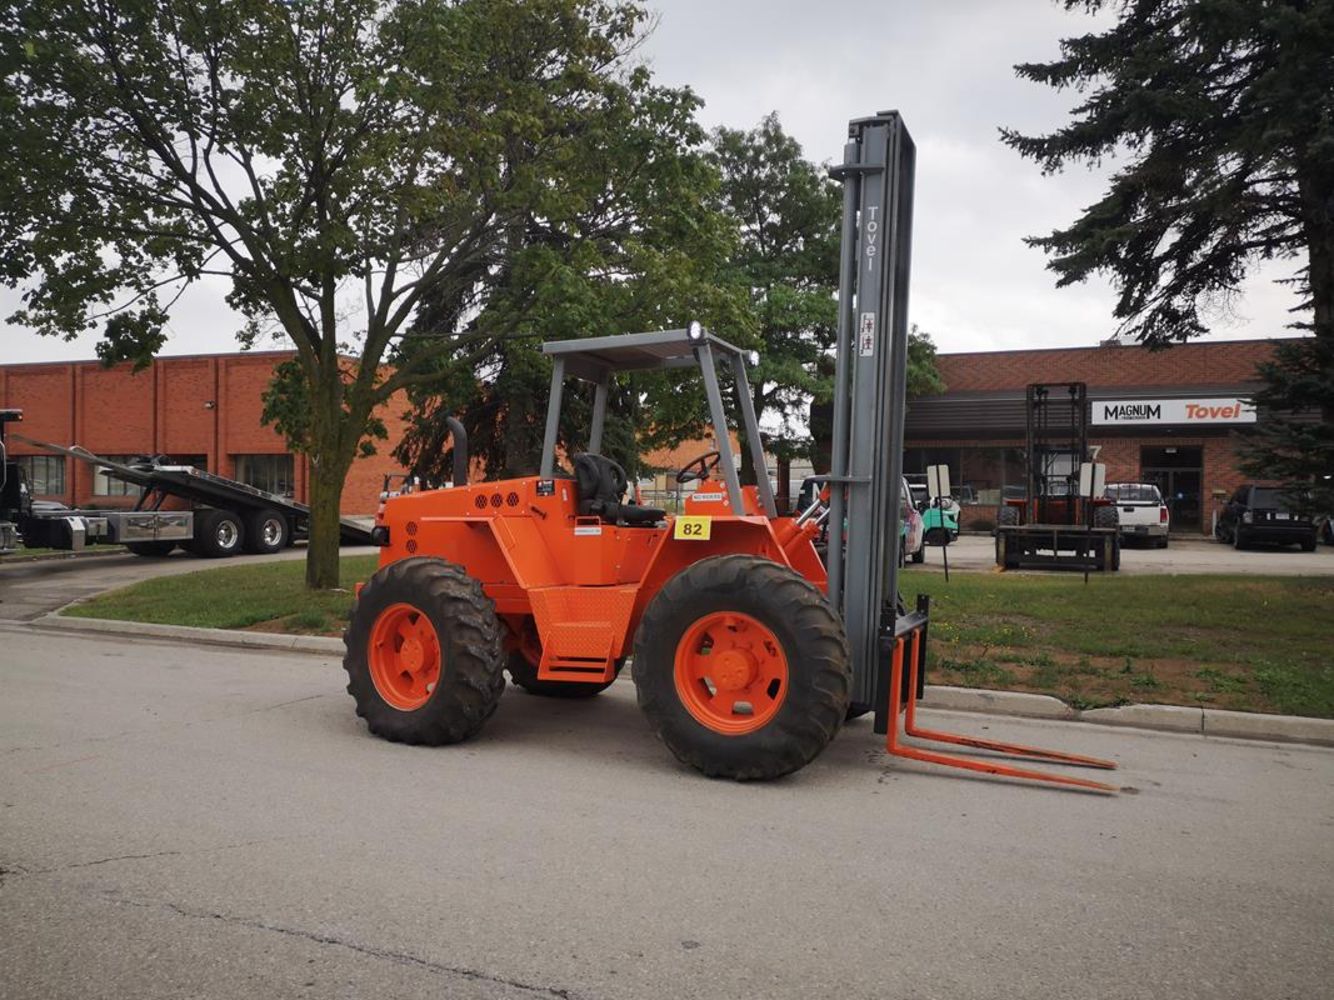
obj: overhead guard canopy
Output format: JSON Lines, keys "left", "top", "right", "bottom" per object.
{"left": 541, "top": 328, "right": 748, "bottom": 382}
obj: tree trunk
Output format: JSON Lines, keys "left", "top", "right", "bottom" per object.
{"left": 1300, "top": 169, "right": 1334, "bottom": 425}
{"left": 306, "top": 448, "right": 350, "bottom": 590}
{"left": 738, "top": 383, "right": 766, "bottom": 485}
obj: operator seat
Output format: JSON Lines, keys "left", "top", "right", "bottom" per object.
{"left": 572, "top": 453, "right": 665, "bottom": 527}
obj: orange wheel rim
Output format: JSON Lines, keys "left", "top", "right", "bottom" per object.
{"left": 673, "top": 611, "right": 788, "bottom": 735}
{"left": 368, "top": 603, "right": 441, "bottom": 710}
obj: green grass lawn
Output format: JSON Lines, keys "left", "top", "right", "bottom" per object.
{"left": 62, "top": 556, "right": 1333, "bottom": 718}
{"left": 63, "top": 554, "right": 380, "bottom": 635}
{"left": 900, "top": 569, "right": 1333, "bottom": 718}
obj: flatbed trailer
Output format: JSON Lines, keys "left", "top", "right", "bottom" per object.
{"left": 2, "top": 415, "right": 371, "bottom": 557}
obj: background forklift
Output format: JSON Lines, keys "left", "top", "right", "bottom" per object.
{"left": 995, "top": 382, "right": 1121, "bottom": 572}
{"left": 345, "top": 113, "right": 1116, "bottom": 790}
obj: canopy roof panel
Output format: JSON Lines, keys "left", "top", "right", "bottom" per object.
{"left": 541, "top": 328, "right": 746, "bottom": 381}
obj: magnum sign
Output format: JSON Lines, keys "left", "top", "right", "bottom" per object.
{"left": 1092, "top": 397, "right": 1257, "bottom": 426}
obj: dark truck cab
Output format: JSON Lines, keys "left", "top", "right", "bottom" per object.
{"left": 1216, "top": 484, "right": 1318, "bottom": 551}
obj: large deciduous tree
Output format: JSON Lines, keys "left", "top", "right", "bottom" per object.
{"left": 0, "top": 0, "right": 681, "bottom": 588}
{"left": 1000, "top": 0, "right": 1334, "bottom": 511}
{"left": 708, "top": 113, "right": 842, "bottom": 482}
{"left": 392, "top": 83, "right": 751, "bottom": 485}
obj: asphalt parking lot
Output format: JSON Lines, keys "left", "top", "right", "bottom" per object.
{"left": 916, "top": 532, "right": 1334, "bottom": 575}
{"left": 2, "top": 625, "right": 1331, "bottom": 1000}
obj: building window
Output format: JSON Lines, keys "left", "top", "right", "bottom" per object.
{"left": 17, "top": 455, "right": 65, "bottom": 496}
{"left": 235, "top": 454, "right": 294, "bottom": 497}
{"left": 92, "top": 457, "right": 144, "bottom": 498}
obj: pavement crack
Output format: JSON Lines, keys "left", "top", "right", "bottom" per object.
{"left": 107, "top": 894, "right": 585, "bottom": 999}
{"left": 32, "top": 849, "right": 184, "bottom": 873}
{"left": 25, "top": 836, "right": 300, "bottom": 876}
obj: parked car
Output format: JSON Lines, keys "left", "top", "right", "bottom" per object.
{"left": 903, "top": 475, "right": 960, "bottom": 544}
{"left": 1317, "top": 514, "right": 1334, "bottom": 547}
{"left": 796, "top": 475, "right": 925, "bottom": 565}
{"left": 1215, "top": 485, "right": 1318, "bottom": 551}
{"left": 1104, "top": 482, "right": 1170, "bottom": 548}
{"left": 900, "top": 475, "right": 925, "bottom": 564}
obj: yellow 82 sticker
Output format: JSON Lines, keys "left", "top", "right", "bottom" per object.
{"left": 673, "top": 515, "right": 712, "bottom": 541}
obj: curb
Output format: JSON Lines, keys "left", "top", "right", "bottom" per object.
{"left": 0, "top": 547, "right": 128, "bottom": 566}
{"left": 34, "top": 612, "right": 344, "bottom": 655}
{"left": 924, "top": 685, "right": 1334, "bottom": 747}
{"left": 27, "top": 615, "right": 1334, "bottom": 749}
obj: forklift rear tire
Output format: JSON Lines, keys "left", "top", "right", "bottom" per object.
{"left": 507, "top": 652, "right": 624, "bottom": 698}
{"left": 192, "top": 509, "right": 244, "bottom": 558}
{"left": 125, "top": 540, "right": 176, "bottom": 557}
{"left": 633, "top": 554, "right": 851, "bottom": 781}
{"left": 997, "top": 505, "right": 1021, "bottom": 529}
{"left": 343, "top": 557, "right": 506, "bottom": 745}
{"left": 1094, "top": 505, "right": 1119, "bottom": 530}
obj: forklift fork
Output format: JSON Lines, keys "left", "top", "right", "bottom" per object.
{"left": 881, "top": 611, "right": 1119, "bottom": 794}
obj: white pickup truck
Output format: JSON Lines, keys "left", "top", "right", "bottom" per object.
{"left": 1104, "top": 482, "right": 1170, "bottom": 547}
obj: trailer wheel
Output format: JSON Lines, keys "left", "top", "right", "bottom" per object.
{"left": 634, "top": 554, "right": 851, "bottom": 781}
{"left": 193, "top": 509, "right": 244, "bottom": 558}
{"left": 243, "top": 508, "right": 288, "bottom": 554}
{"left": 344, "top": 557, "right": 505, "bottom": 745}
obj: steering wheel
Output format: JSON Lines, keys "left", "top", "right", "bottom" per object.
{"left": 676, "top": 450, "right": 721, "bottom": 485}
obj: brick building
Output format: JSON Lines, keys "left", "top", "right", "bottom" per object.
{"left": 903, "top": 337, "right": 1300, "bottom": 535}
{"left": 0, "top": 352, "right": 409, "bottom": 516}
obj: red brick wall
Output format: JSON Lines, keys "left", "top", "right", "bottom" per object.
{"left": 160, "top": 359, "right": 217, "bottom": 461}
{"left": 935, "top": 338, "right": 1284, "bottom": 392}
{"left": 0, "top": 352, "right": 407, "bottom": 515}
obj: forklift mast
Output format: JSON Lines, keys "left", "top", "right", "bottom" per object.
{"left": 826, "top": 112, "right": 916, "bottom": 710}
{"left": 1027, "top": 382, "right": 1090, "bottom": 525}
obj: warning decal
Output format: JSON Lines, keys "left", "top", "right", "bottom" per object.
{"left": 858, "top": 312, "right": 876, "bottom": 357}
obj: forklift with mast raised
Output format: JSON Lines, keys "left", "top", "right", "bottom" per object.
{"left": 344, "top": 112, "right": 1118, "bottom": 791}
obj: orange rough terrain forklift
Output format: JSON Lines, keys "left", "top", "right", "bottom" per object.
{"left": 344, "top": 113, "right": 1117, "bottom": 789}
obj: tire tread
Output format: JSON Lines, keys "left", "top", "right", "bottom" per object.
{"left": 343, "top": 557, "right": 505, "bottom": 745}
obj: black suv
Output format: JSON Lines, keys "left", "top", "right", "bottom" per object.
{"left": 1216, "top": 485, "right": 1318, "bottom": 551}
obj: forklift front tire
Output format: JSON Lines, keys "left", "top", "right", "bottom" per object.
{"left": 633, "top": 555, "right": 851, "bottom": 781}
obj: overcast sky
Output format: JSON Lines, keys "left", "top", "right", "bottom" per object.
{"left": 3, "top": 0, "right": 1300, "bottom": 365}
